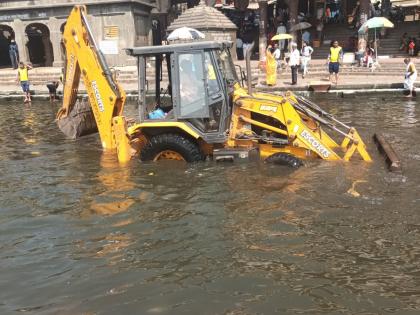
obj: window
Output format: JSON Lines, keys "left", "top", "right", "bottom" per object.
{"left": 178, "top": 52, "right": 208, "bottom": 118}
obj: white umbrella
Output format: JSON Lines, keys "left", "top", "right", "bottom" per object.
{"left": 167, "top": 27, "right": 205, "bottom": 41}
{"left": 290, "top": 22, "right": 311, "bottom": 32}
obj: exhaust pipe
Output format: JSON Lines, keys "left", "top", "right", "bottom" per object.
{"left": 245, "top": 41, "right": 255, "bottom": 95}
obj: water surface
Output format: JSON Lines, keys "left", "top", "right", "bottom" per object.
{"left": 1, "top": 94, "right": 420, "bottom": 314}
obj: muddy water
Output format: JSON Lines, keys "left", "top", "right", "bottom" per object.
{"left": 0, "top": 94, "right": 419, "bottom": 315}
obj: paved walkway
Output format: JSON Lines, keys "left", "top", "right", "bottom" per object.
{"left": 0, "top": 57, "right": 418, "bottom": 98}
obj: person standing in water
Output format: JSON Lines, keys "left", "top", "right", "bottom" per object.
{"left": 404, "top": 58, "right": 417, "bottom": 98}
{"left": 16, "top": 62, "right": 32, "bottom": 103}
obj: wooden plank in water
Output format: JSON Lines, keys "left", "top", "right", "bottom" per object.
{"left": 373, "top": 133, "right": 402, "bottom": 172}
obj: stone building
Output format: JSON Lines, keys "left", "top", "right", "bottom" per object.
{"left": 0, "top": 0, "right": 158, "bottom": 68}
{"left": 167, "top": 1, "right": 237, "bottom": 57}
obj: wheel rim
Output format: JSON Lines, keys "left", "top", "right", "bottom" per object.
{"left": 153, "top": 150, "right": 185, "bottom": 161}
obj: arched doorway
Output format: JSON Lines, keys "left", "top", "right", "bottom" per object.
{"left": 60, "top": 22, "right": 66, "bottom": 34}
{"left": 25, "top": 23, "right": 54, "bottom": 66}
{"left": 0, "top": 25, "right": 15, "bottom": 68}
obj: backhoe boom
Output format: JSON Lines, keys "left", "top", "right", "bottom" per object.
{"left": 56, "top": 5, "right": 128, "bottom": 155}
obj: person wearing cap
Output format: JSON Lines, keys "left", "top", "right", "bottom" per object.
{"left": 289, "top": 42, "right": 300, "bottom": 85}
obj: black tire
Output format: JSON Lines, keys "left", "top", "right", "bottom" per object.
{"left": 265, "top": 153, "right": 303, "bottom": 168}
{"left": 140, "top": 133, "right": 204, "bottom": 162}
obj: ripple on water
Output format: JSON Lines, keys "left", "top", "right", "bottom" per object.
{"left": 0, "top": 95, "right": 420, "bottom": 314}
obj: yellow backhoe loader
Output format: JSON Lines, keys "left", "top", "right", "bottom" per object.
{"left": 56, "top": 5, "right": 372, "bottom": 167}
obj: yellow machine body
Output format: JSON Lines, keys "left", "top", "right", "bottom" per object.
{"left": 57, "top": 5, "right": 371, "bottom": 165}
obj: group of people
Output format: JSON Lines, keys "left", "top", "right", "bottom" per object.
{"left": 265, "top": 41, "right": 314, "bottom": 86}
{"left": 16, "top": 61, "right": 62, "bottom": 104}
{"left": 400, "top": 32, "right": 418, "bottom": 57}
{"left": 265, "top": 39, "right": 346, "bottom": 86}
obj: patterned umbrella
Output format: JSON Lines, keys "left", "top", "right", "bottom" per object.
{"left": 358, "top": 17, "right": 394, "bottom": 62}
{"left": 167, "top": 27, "right": 205, "bottom": 41}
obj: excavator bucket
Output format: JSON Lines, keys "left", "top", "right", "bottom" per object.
{"left": 57, "top": 99, "right": 98, "bottom": 139}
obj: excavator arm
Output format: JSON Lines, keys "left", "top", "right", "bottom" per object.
{"left": 56, "top": 5, "right": 132, "bottom": 161}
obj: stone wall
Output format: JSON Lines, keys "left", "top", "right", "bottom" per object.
{"left": 202, "top": 30, "right": 237, "bottom": 59}
{"left": 0, "top": 1, "right": 154, "bottom": 67}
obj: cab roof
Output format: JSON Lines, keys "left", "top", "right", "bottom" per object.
{"left": 126, "top": 41, "right": 233, "bottom": 56}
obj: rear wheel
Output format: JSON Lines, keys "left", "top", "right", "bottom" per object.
{"left": 140, "top": 133, "right": 204, "bottom": 162}
{"left": 265, "top": 153, "right": 303, "bottom": 168}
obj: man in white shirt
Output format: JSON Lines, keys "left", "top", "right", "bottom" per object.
{"left": 273, "top": 43, "right": 281, "bottom": 68}
{"left": 289, "top": 42, "right": 300, "bottom": 85}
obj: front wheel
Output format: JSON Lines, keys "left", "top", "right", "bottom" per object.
{"left": 140, "top": 133, "right": 204, "bottom": 162}
{"left": 265, "top": 153, "right": 303, "bottom": 168}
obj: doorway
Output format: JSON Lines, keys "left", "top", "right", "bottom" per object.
{"left": 25, "top": 23, "right": 54, "bottom": 66}
{"left": 0, "top": 25, "right": 15, "bottom": 68}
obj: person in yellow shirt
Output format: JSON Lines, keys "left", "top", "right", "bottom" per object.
{"left": 16, "top": 62, "right": 32, "bottom": 103}
{"left": 327, "top": 40, "right": 343, "bottom": 85}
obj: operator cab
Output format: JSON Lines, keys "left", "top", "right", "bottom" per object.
{"left": 126, "top": 41, "right": 238, "bottom": 143}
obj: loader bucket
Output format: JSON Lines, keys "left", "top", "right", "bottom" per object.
{"left": 57, "top": 99, "right": 98, "bottom": 139}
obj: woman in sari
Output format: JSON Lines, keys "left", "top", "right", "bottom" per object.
{"left": 266, "top": 45, "right": 277, "bottom": 86}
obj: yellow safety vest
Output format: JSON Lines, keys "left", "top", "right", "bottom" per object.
{"left": 18, "top": 67, "right": 29, "bottom": 81}
{"left": 329, "top": 46, "right": 342, "bottom": 62}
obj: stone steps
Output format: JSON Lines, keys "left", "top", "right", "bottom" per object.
{"left": 311, "top": 21, "right": 420, "bottom": 59}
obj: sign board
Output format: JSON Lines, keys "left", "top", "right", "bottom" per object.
{"left": 104, "top": 26, "right": 119, "bottom": 39}
{"left": 99, "top": 40, "right": 118, "bottom": 55}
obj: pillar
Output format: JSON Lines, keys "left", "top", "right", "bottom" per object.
{"left": 358, "top": 0, "right": 370, "bottom": 52}
{"left": 287, "top": 0, "right": 298, "bottom": 39}
{"left": 12, "top": 19, "right": 29, "bottom": 63}
{"left": 259, "top": 0, "right": 268, "bottom": 62}
{"left": 42, "top": 33, "right": 53, "bottom": 66}
{"left": 49, "top": 18, "right": 64, "bottom": 67}
{"left": 341, "top": 0, "right": 348, "bottom": 19}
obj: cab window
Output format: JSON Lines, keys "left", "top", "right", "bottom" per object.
{"left": 178, "top": 52, "right": 208, "bottom": 118}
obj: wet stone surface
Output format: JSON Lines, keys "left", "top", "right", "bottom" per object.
{"left": 0, "top": 94, "right": 420, "bottom": 315}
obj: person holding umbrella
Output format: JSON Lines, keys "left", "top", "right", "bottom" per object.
{"left": 271, "top": 33, "right": 293, "bottom": 61}
{"left": 358, "top": 17, "right": 394, "bottom": 66}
